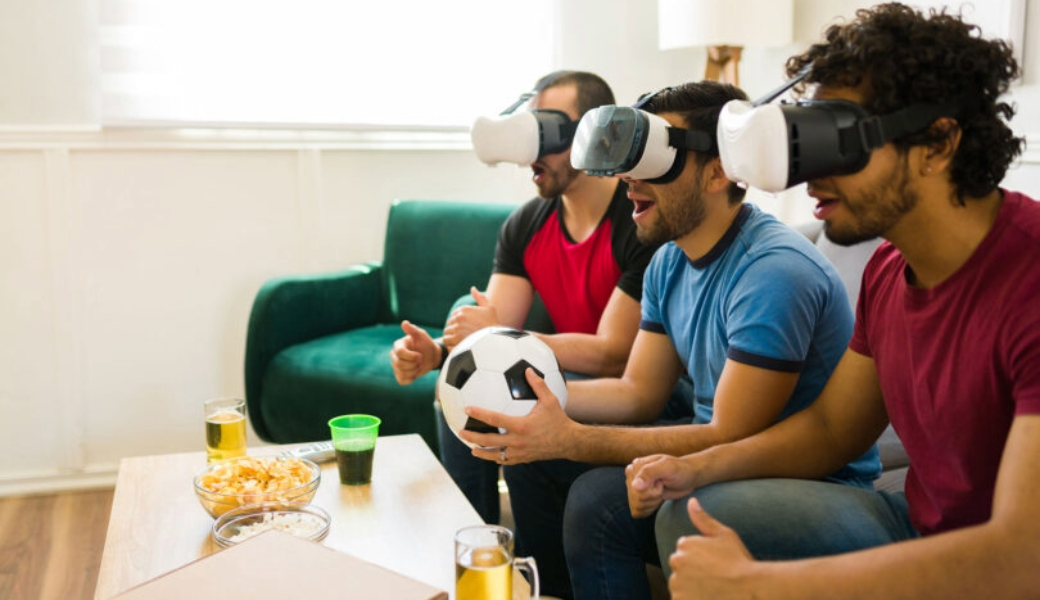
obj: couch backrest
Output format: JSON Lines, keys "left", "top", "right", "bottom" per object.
{"left": 382, "top": 200, "right": 516, "bottom": 326}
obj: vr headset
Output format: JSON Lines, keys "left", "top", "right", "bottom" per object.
{"left": 570, "top": 90, "right": 714, "bottom": 184}
{"left": 718, "top": 69, "right": 956, "bottom": 192}
{"left": 470, "top": 73, "right": 579, "bottom": 167}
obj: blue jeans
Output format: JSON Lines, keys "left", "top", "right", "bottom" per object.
{"left": 566, "top": 473, "right": 914, "bottom": 600}
{"left": 565, "top": 466, "right": 660, "bottom": 600}
{"left": 436, "top": 404, "right": 501, "bottom": 523}
{"left": 504, "top": 374, "right": 696, "bottom": 599}
{"left": 655, "top": 478, "right": 919, "bottom": 576}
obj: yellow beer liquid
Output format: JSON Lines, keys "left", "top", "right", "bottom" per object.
{"left": 455, "top": 547, "right": 512, "bottom": 600}
{"left": 206, "top": 409, "right": 247, "bottom": 463}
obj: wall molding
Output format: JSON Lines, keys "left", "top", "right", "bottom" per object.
{"left": 0, "top": 465, "right": 118, "bottom": 497}
{"left": 1022, "top": 133, "right": 1040, "bottom": 165}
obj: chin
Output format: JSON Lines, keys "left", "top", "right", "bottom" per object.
{"left": 823, "top": 222, "right": 880, "bottom": 247}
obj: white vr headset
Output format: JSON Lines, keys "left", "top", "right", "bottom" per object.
{"left": 471, "top": 109, "right": 578, "bottom": 166}
{"left": 569, "top": 90, "right": 714, "bottom": 183}
{"left": 470, "top": 74, "right": 579, "bottom": 167}
{"left": 718, "top": 69, "right": 956, "bottom": 192}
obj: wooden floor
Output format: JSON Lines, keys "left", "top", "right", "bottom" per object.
{"left": 0, "top": 488, "right": 114, "bottom": 600}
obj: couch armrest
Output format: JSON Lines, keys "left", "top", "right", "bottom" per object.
{"left": 244, "top": 261, "right": 384, "bottom": 440}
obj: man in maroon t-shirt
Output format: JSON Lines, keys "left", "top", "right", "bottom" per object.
{"left": 389, "top": 71, "right": 662, "bottom": 525}
{"left": 626, "top": 5, "right": 1040, "bottom": 600}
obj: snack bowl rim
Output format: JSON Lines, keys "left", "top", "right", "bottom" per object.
{"left": 193, "top": 456, "right": 321, "bottom": 517}
{"left": 211, "top": 501, "right": 331, "bottom": 548}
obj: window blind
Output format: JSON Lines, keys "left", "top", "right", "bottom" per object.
{"left": 99, "top": 0, "right": 556, "bottom": 129}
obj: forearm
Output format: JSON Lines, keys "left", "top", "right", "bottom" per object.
{"left": 564, "top": 422, "right": 727, "bottom": 465}
{"left": 535, "top": 331, "right": 628, "bottom": 377}
{"left": 696, "top": 408, "right": 867, "bottom": 487}
{"left": 751, "top": 522, "right": 1038, "bottom": 600}
{"left": 566, "top": 377, "right": 671, "bottom": 424}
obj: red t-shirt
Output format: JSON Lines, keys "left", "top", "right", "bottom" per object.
{"left": 849, "top": 190, "right": 1040, "bottom": 535}
{"left": 494, "top": 183, "right": 658, "bottom": 334}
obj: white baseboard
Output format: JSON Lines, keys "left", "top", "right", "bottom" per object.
{"left": 0, "top": 466, "right": 118, "bottom": 498}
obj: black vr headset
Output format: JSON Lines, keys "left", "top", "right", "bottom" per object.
{"left": 717, "top": 68, "right": 957, "bottom": 191}
{"left": 570, "top": 89, "right": 715, "bottom": 183}
{"left": 470, "top": 72, "right": 580, "bottom": 166}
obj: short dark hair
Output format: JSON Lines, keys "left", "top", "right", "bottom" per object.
{"left": 535, "top": 71, "right": 616, "bottom": 118}
{"left": 639, "top": 80, "right": 749, "bottom": 203}
{"left": 785, "top": 2, "right": 1023, "bottom": 203}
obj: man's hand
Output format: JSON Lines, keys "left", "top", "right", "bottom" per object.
{"left": 459, "top": 368, "right": 575, "bottom": 464}
{"left": 443, "top": 287, "right": 500, "bottom": 348}
{"left": 626, "top": 454, "right": 702, "bottom": 518}
{"left": 668, "top": 498, "right": 759, "bottom": 600}
{"left": 389, "top": 320, "right": 439, "bottom": 385}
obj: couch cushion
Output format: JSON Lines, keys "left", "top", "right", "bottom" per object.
{"left": 259, "top": 323, "right": 442, "bottom": 450}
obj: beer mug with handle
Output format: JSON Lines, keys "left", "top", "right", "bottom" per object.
{"left": 455, "top": 525, "right": 539, "bottom": 600}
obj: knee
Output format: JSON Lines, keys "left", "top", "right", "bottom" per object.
{"left": 563, "top": 468, "right": 628, "bottom": 557}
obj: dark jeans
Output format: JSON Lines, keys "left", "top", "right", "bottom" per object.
{"left": 565, "top": 472, "right": 910, "bottom": 600}
{"left": 503, "top": 374, "right": 696, "bottom": 599}
{"left": 436, "top": 404, "right": 501, "bottom": 523}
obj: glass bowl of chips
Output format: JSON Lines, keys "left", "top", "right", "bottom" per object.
{"left": 193, "top": 456, "right": 321, "bottom": 518}
{"left": 212, "top": 501, "right": 331, "bottom": 547}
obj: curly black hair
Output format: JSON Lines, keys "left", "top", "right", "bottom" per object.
{"left": 785, "top": 2, "right": 1023, "bottom": 203}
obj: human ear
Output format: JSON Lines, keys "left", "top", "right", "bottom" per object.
{"left": 919, "top": 117, "right": 961, "bottom": 176}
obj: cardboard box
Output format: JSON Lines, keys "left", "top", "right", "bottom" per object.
{"left": 112, "top": 530, "right": 448, "bottom": 600}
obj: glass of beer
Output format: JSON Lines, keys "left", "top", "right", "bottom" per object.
{"left": 204, "top": 397, "right": 247, "bottom": 463}
{"left": 455, "top": 525, "right": 539, "bottom": 600}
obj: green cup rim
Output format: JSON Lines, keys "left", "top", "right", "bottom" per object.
{"left": 328, "top": 414, "right": 381, "bottom": 431}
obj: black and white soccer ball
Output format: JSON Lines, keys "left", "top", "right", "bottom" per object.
{"left": 436, "top": 326, "right": 567, "bottom": 448}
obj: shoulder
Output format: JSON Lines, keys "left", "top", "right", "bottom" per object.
{"left": 735, "top": 207, "right": 837, "bottom": 278}
{"left": 502, "top": 197, "right": 557, "bottom": 235}
{"left": 1000, "top": 190, "right": 1040, "bottom": 248}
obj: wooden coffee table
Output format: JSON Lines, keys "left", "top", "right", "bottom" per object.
{"left": 93, "top": 434, "right": 484, "bottom": 599}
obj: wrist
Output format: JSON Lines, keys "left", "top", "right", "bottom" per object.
{"left": 436, "top": 341, "right": 449, "bottom": 370}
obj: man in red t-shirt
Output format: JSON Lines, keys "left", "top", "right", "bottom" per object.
{"left": 626, "top": 4, "right": 1040, "bottom": 600}
{"left": 389, "top": 71, "right": 662, "bottom": 527}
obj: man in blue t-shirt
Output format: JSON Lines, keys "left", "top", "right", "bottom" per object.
{"left": 458, "top": 81, "right": 880, "bottom": 600}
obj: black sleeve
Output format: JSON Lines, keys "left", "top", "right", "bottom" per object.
{"left": 609, "top": 181, "right": 661, "bottom": 302}
{"left": 493, "top": 197, "right": 557, "bottom": 279}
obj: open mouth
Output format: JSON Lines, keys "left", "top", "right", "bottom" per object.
{"left": 531, "top": 164, "right": 546, "bottom": 183}
{"left": 633, "top": 199, "right": 654, "bottom": 216}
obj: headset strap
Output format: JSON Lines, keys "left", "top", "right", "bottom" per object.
{"left": 500, "top": 70, "right": 573, "bottom": 115}
{"left": 668, "top": 127, "right": 715, "bottom": 153}
{"left": 846, "top": 104, "right": 957, "bottom": 152}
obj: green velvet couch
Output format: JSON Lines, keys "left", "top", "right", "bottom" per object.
{"left": 244, "top": 199, "right": 520, "bottom": 452}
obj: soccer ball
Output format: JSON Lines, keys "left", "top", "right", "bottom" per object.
{"left": 437, "top": 326, "right": 567, "bottom": 448}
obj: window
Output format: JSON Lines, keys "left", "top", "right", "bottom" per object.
{"left": 99, "top": 0, "right": 556, "bottom": 129}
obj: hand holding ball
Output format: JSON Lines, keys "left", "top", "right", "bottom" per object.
{"left": 436, "top": 327, "right": 567, "bottom": 448}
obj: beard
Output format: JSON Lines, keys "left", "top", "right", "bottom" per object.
{"left": 636, "top": 171, "right": 708, "bottom": 245}
{"left": 536, "top": 161, "right": 581, "bottom": 199}
{"left": 824, "top": 157, "right": 918, "bottom": 246}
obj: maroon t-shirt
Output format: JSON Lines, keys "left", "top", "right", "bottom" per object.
{"left": 494, "top": 183, "right": 658, "bottom": 334}
{"left": 849, "top": 190, "right": 1040, "bottom": 535}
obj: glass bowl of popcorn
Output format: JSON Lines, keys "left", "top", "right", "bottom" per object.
{"left": 193, "top": 455, "right": 321, "bottom": 518}
{"left": 211, "top": 501, "right": 331, "bottom": 547}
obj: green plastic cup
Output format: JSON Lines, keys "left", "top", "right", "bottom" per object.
{"left": 328, "top": 414, "right": 381, "bottom": 485}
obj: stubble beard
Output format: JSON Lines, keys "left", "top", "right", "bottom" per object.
{"left": 636, "top": 173, "right": 708, "bottom": 246}
{"left": 536, "top": 162, "right": 581, "bottom": 200}
{"left": 824, "top": 158, "right": 918, "bottom": 246}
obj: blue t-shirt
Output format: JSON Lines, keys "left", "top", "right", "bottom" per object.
{"left": 642, "top": 204, "right": 880, "bottom": 484}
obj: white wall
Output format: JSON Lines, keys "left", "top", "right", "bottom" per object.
{"left": 2, "top": 0, "right": 1040, "bottom": 495}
